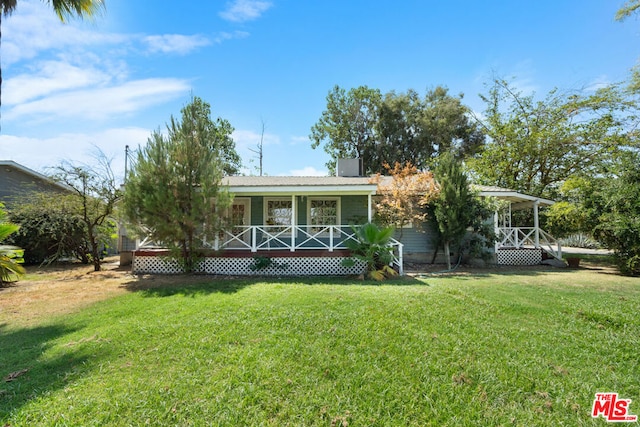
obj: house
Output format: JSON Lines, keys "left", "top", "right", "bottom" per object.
{"left": 131, "top": 171, "right": 562, "bottom": 275}
{"left": 0, "top": 160, "right": 70, "bottom": 207}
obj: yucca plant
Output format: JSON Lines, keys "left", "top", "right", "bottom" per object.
{"left": 343, "top": 223, "right": 398, "bottom": 280}
{"left": 0, "top": 204, "right": 25, "bottom": 284}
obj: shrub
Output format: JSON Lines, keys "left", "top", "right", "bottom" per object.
{"left": 0, "top": 203, "right": 25, "bottom": 283}
{"left": 343, "top": 223, "right": 398, "bottom": 280}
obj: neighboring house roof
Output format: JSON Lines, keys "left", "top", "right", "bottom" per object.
{"left": 224, "top": 175, "right": 554, "bottom": 208}
{"left": 0, "top": 160, "right": 71, "bottom": 206}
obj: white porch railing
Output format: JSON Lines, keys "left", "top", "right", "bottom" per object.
{"left": 496, "top": 227, "right": 562, "bottom": 260}
{"left": 138, "top": 225, "right": 404, "bottom": 275}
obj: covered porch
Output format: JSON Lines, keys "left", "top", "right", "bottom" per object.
{"left": 478, "top": 186, "right": 561, "bottom": 265}
{"left": 133, "top": 176, "right": 404, "bottom": 275}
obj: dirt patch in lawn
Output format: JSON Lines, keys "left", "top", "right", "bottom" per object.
{"left": 0, "top": 258, "right": 240, "bottom": 326}
{"left": 0, "top": 258, "right": 131, "bottom": 326}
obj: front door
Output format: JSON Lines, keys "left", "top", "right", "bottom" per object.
{"left": 228, "top": 198, "right": 251, "bottom": 247}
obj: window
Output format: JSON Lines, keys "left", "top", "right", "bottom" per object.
{"left": 265, "top": 198, "right": 293, "bottom": 232}
{"left": 308, "top": 198, "right": 339, "bottom": 233}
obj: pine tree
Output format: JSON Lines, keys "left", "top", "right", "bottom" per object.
{"left": 124, "top": 96, "right": 236, "bottom": 272}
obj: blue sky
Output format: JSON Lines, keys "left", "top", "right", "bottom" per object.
{"left": 0, "top": 0, "right": 638, "bottom": 180}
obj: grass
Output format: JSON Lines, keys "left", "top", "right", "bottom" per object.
{"left": 1, "top": 266, "right": 639, "bottom": 426}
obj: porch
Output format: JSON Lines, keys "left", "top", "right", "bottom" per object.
{"left": 478, "top": 186, "right": 562, "bottom": 265}
{"left": 135, "top": 224, "right": 404, "bottom": 276}
{"left": 132, "top": 176, "right": 404, "bottom": 276}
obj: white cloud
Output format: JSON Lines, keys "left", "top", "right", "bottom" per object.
{"left": 3, "top": 1, "right": 128, "bottom": 66}
{"left": 288, "top": 166, "right": 327, "bottom": 177}
{"left": 219, "top": 0, "right": 272, "bottom": 23}
{"left": 4, "top": 60, "right": 114, "bottom": 105}
{"left": 5, "top": 78, "right": 191, "bottom": 122}
{"left": 290, "top": 135, "right": 309, "bottom": 145}
{"left": 143, "top": 34, "right": 211, "bottom": 55}
{"left": 232, "top": 129, "right": 281, "bottom": 147}
{"left": 212, "top": 31, "right": 250, "bottom": 44}
{"left": 0, "top": 127, "right": 152, "bottom": 179}
{"left": 585, "top": 75, "right": 611, "bottom": 92}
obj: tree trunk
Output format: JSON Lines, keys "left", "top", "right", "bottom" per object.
{"left": 89, "top": 231, "right": 101, "bottom": 272}
{"left": 444, "top": 240, "right": 451, "bottom": 270}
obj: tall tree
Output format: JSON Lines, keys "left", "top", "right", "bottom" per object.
{"left": 377, "top": 87, "right": 484, "bottom": 170}
{"left": 123, "top": 96, "right": 235, "bottom": 273}
{"left": 546, "top": 152, "right": 640, "bottom": 276}
{"left": 51, "top": 153, "right": 120, "bottom": 272}
{"left": 0, "top": 0, "right": 105, "bottom": 117}
{"left": 469, "top": 78, "right": 639, "bottom": 200}
{"left": 310, "top": 85, "right": 484, "bottom": 174}
{"left": 310, "top": 85, "right": 382, "bottom": 174}
{"left": 431, "top": 153, "right": 494, "bottom": 269}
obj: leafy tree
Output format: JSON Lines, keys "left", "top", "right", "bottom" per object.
{"left": 616, "top": 0, "right": 640, "bottom": 21}
{"left": 310, "top": 85, "right": 382, "bottom": 174}
{"left": 0, "top": 202, "right": 24, "bottom": 283}
{"left": 594, "top": 162, "right": 640, "bottom": 276}
{"left": 8, "top": 193, "right": 90, "bottom": 264}
{"left": 123, "top": 96, "right": 235, "bottom": 273}
{"left": 469, "top": 78, "right": 639, "bottom": 200}
{"left": 370, "top": 162, "right": 438, "bottom": 240}
{"left": 51, "top": 154, "right": 120, "bottom": 271}
{"left": 376, "top": 87, "right": 484, "bottom": 170}
{"left": 547, "top": 153, "right": 640, "bottom": 276}
{"left": 1, "top": 0, "right": 104, "bottom": 114}
{"left": 310, "top": 85, "right": 483, "bottom": 174}
{"left": 431, "top": 153, "right": 494, "bottom": 269}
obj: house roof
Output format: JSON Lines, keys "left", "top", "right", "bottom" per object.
{"left": 0, "top": 160, "right": 71, "bottom": 193}
{"left": 474, "top": 184, "right": 555, "bottom": 209}
{"left": 224, "top": 176, "right": 378, "bottom": 196}
{"left": 223, "top": 175, "right": 554, "bottom": 208}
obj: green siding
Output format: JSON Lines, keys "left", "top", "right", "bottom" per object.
{"left": 250, "top": 196, "right": 263, "bottom": 225}
{"left": 297, "top": 196, "right": 307, "bottom": 225}
{"left": 341, "top": 195, "right": 369, "bottom": 225}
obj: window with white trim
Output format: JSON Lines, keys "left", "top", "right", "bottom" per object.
{"left": 264, "top": 198, "right": 293, "bottom": 233}
{"left": 308, "top": 198, "right": 340, "bottom": 234}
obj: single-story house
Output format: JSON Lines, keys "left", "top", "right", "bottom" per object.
{"left": 0, "top": 160, "right": 70, "bottom": 208}
{"left": 131, "top": 171, "right": 561, "bottom": 276}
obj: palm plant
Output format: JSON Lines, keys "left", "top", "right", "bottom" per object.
{"left": 0, "top": 204, "right": 24, "bottom": 283}
{"left": 1, "top": 0, "right": 104, "bottom": 114}
{"left": 343, "top": 222, "right": 398, "bottom": 280}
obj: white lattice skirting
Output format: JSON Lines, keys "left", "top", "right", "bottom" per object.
{"left": 496, "top": 249, "right": 542, "bottom": 266}
{"left": 132, "top": 254, "right": 366, "bottom": 276}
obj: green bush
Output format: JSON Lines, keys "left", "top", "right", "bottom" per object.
{"left": 8, "top": 194, "right": 92, "bottom": 265}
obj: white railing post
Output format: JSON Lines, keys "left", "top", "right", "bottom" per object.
{"left": 329, "top": 226, "right": 334, "bottom": 252}
{"left": 534, "top": 200, "right": 540, "bottom": 248}
{"left": 251, "top": 227, "right": 257, "bottom": 252}
{"left": 291, "top": 196, "right": 296, "bottom": 252}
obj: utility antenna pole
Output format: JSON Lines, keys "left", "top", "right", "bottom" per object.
{"left": 248, "top": 120, "right": 265, "bottom": 176}
{"left": 124, "top": 145, "right": 130, "bottom": 183}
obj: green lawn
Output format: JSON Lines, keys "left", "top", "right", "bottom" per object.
{"left": 1, "top": 269, "right": 639, "bottom": 426}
